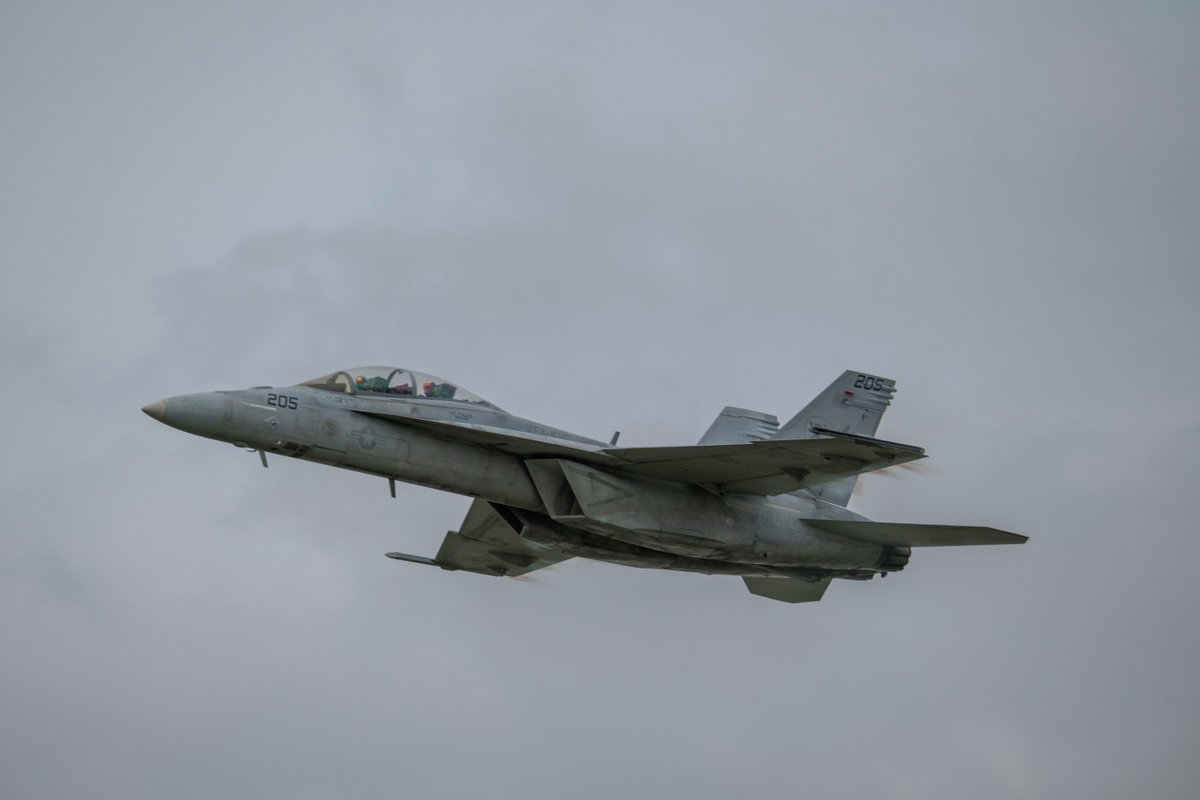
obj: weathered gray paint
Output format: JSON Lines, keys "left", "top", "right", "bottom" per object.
{"left": 144, "top": 368, "right": 1023, "bottom": 603}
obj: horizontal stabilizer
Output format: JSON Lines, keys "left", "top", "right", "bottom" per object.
{"left": 385, "top": 552, "right": 449, "bottom": 568}
{"left": 743, "top": 575, "right": 831, "bottom": 603}
{"left": 808, "top": 520, "right": 1027, "bottom": 547}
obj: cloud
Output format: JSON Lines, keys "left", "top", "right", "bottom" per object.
{"left": 3, "top": 3, "right": 1199, "bottom": 798}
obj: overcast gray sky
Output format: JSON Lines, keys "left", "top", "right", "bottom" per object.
{"left": 2, "top": 2, "right": 1198, "bottom": 798}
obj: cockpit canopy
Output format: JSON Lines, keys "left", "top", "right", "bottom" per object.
{"left": 298, "top": 366, "right": 498, "bottom": 408}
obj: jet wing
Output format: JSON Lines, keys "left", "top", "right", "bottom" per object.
{"left": 388, "top": 499, "right": 571, "bottom": 577}
{"left": 359, "top": 401, "right": 921, "bottom": 496}
{"left": 743, "top": 575, "right": 832, "bottom": 603}
{"left": 605, "top": 431, "right": 925, "bottom": 495}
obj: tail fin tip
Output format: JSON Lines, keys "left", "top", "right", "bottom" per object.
{"left": 776, "top": 370, "right": 899, "bottom": 507}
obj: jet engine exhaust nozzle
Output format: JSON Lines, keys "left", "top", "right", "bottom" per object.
{"left": 879, "top": 545, "right": 911, "bottom": 572}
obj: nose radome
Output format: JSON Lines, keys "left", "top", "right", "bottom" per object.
{"left": 142, "top": 399, "right": 167, "bottom": 421}
{"left": 144, "top": 392, "right": 232, "bottom": 439}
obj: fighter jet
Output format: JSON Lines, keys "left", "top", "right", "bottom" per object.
{"left": 142, "top": 367, "right": 1025, "bottom": 603}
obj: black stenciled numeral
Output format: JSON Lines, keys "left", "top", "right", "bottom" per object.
{"left": 854, "top": 375, "right": 865, "bottom": 388}
{"left": 265, "top": 393, "right": 298, "bottom": 409}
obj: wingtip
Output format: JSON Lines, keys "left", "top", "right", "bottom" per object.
{"left": 385, "top": 551, "right": 443, "bottom": 567}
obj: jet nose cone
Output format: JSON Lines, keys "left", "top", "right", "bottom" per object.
{"left": 143, "top": 392, "right": 232, "bottom": 439}
{"left": 142, "top": 399, "right": 167, "bottom": 421}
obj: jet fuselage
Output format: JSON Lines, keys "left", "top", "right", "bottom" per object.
{"left": 146, "top": 385, "right": 899, "bottom": 577}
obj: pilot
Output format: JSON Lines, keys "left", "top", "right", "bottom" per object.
{"left": 355, "top": 375, "right": 389, "bottom": 392}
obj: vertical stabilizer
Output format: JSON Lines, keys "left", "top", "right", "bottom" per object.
{"left": 774, "top": 371, "right": 897, "bottom": 506}
{"left": 698, "top": 407, "right": 780, "bottom": 445}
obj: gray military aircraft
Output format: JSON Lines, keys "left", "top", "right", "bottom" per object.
{"left": 143, "top": 367, "right": 1024, "bottom": 603}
